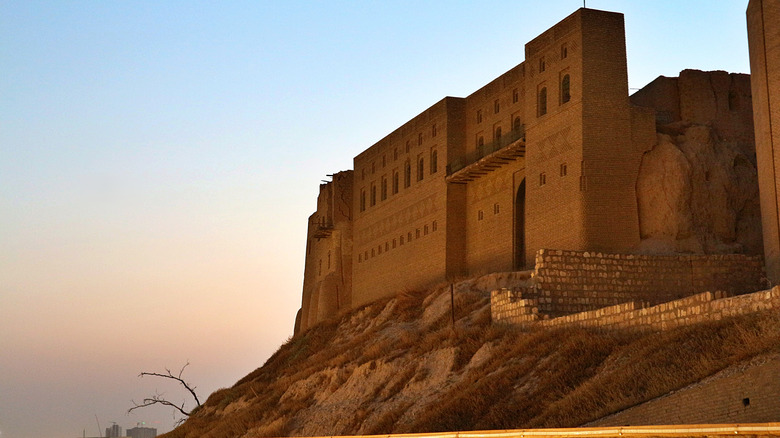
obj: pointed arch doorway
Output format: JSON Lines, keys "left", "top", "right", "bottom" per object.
{"left": 515, "top": 178, "right": 526, "bottom": 269}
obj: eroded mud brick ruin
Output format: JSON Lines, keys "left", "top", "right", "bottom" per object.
{"left": 296, "top": 3, "right": 780, "bottom": 334}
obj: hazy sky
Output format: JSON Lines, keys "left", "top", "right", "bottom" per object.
{"left": 0, "top": 1, "right": 753, "bottom": 437}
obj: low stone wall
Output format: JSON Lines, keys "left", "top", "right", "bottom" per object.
{"left": 532, "top": 250, "right": 764, "bottom": 315}
{"left": 490, "top": 288, "right": 539, "bottom": 323}
{"left": 492, "top": 286, "right": 780, "bottom": 331}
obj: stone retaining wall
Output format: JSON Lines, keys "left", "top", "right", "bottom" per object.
{"left": 491, "top": 249, "right": 769, "bottom": 328}
{"left": 492, "top": 286, "right": 780, "bottom": 331}
{"left": 533, "top": 249, "right": 764, "bottom": 315}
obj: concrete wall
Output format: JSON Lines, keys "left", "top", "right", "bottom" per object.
{"left": 748, "top": 0, "right": 780, "bottom": 284}
{"left": 590, "top": 353, "right": 780, "bottom": 426}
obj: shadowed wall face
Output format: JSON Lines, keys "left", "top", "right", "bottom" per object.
{"left": 748, "top": 0, "right": 780, "bottom": 284}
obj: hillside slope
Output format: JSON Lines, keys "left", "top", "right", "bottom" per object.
{"left": 163, "top": 284, "right": 780, "bottom": 438}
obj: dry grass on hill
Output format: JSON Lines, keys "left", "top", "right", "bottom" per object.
{"left": 162, "top": 285, "right": 780, "bottom": 438}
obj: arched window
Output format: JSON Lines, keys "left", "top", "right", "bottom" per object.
{"left": 538, "top": 87, "right": 547, "bottom": 116}
{"left": 513, "top": 116, "right": 522, "bottom": 132}
{"left": 430, "top": 150, "right": 438, "bottom": 174}
{"left": 370, "top": 183, "right": 377, "bottom": 206}
{"left": 380, "top": 176, "right": 388, "bottom": 201}
{"left": 417, "top": 156, "right": 424, "bottom": 181}
{"left": 561, "top": 74, "right": 571, "bottom": 104}
{"left": 494, "top": 127, "right": 502, "bottom": 142}
{"left": 392, "top": 170, "right": 399, "bottom": 194}
{"left": 404, "top": 160, "right": 411, "bottom": 188}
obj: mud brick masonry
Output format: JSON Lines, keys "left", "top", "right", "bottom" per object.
{"left": 296, "top": 3, "right": 780, "bottom": 333}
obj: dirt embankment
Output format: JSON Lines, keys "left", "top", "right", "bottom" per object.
{"left": 163, "top": 284, "right": 780, "bottom": 438}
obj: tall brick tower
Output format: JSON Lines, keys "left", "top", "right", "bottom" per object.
{"left": 523, "top": 9, "right": 650, "bottom": 262}
{"left": 747, "top": 0, "right": 780, "bottom": 284}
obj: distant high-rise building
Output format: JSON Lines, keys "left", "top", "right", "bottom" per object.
{"left": 105, "top": 424, "right": 122, "bottom": 438}
{"left": 127, "top": 424, "right": 157, "bottom": 438}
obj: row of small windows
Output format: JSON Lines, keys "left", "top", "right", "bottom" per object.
{"left": 476, "top": 88, "right": 522, "bottom": 124}
{"left": 357, "top": 221, "right": 438, "bottom": 263}
{"left": 538, "top": 163, "right": 569, "bottom": 187}
{"left": 538, "top": 43, "right": 569, "bottom": 74}
{"left": 360, "top": 151, "right": 438, "bottom": 212}
{"left": 475, "top": 116, "right": 524, "bottom": 148}
{"left": 537, "top": 73, "right": 571, "bottom": 117}
{"left": 360, "top": 124, "right": 439, "bottom": 181}
{"left": 476, "top": 203, "right": 501, "bottom": 221}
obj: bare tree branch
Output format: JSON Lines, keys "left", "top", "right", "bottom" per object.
{"left": 129, "top": 391, "right": 191, "bottom": 417}
{"left": 136, "top": 362, "right": 201, "bottom": 407}
{"left": 128, "top": 362, "right": 201, "bottom": 422}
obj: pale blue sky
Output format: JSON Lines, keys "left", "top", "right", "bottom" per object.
{"left": 0, "top": 2, "right": 752, "bottom": 437}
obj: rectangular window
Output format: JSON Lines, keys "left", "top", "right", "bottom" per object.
{"left": 394, "top": 148, "right": 398, "bottom": 160}
{"left": 512, "top": 88, "right": 519, "bottom": 103}
{"left": 539, "top": 56, "right": 545, "bottom": 73}
{"left": 370, "top": 183, "right": 377, "bottom": 206}
{"left": 560, "top": 163, "right": 568, "bottom": 177}
{"left": 405, "top": 140, "right": 410, "bottom": 153}
{"left": 418, "top": 132, "right": 423, "bottom": 146}
{"left": 430, "top": 148, "right": 438, "bottom": 174}
{"left": 561, "top": 43, "right": 568, "bottom": 59}
{"left": 494, "top": 99, "right": 500, "bottom": 114}
{"left": 417, "top": 155, "right": 425, "bottom": 181}
{"left": 494, "top": 203, "right": 500, "bottom": 214}
{"left": 478, "top": 210, "right": 484, "bottom": 221}
{"left": 424, "top": 225, "right": 429, "bottom": 235}
{"left": 416, "top": 229, "right": 421, "bottom": 238}
{"left": 540, "top": 172, "right": 547, "bottom": 186}
{"left": 378, "top": 244, "right": 382, "bottom": 255}
{"left": 371, "top": 162, "right": 375, "bottom": 174}
{"left": 476, "top": 110, "right": 482, "bottom": 124}
{"left": 360, "top": 189, "right": 366, "bottom": 212}
{"left": 385, "top": 242, "right": 389, "bottom": 251}
{"left": 538, "top": 85, "right": 548, "bottom": 117}
{"left": 381, "top": 176, "right": 388, "bottom": 201}
{"left": 382, "top": 155, "right": 386, "bottom": 167}
{"left": 392, "top": 239, "right": 396, "bottom": 248}
{"left": 392, "top": 170, "right": 399, "bottom": 194}
{"left": 432, "top": 123, "right": 437, "bottom": 137}
{"left": 404, "top": 160, "right": 411, "bottom": 188}
{"left": 400, "top": 235, "right": 405, "bottom": 245}
{"left": 432, "top": 220, "right": 438, "bottom": 232}
{"left": 358, "top": 254, "right": 362, "bottom": 263}
{"left": 408, "top": 232, "right": 412, "bottom": 242}
{"left": 560, "top": 72, "right": 571, "bottom": 104}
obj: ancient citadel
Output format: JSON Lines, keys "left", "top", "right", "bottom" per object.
{"left": 296, "top": 1, "right": 780, "bottom": 334}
